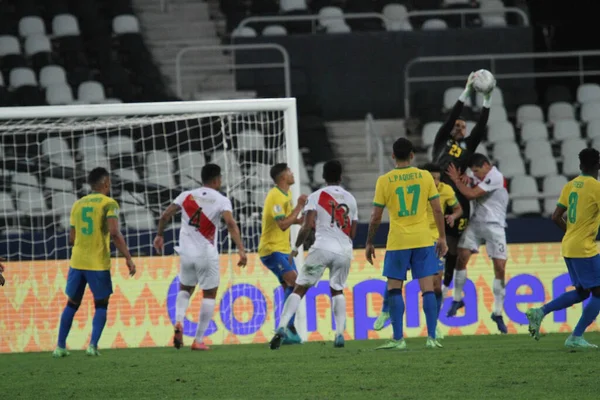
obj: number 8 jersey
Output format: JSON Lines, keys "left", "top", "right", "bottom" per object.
{"left": 173, "top": 187, "right": 233, "bottom": 256}
{"left": 373, "top": 167, "right": 439, "bottom": 251}
{"left": 305, "top": 186, "right": 359, "bottom": 256}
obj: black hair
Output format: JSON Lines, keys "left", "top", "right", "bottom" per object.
{"left": 468, "top": 153, "right": 491, "bottom": 168}
{"left": 456, "top": 116, "right": 466, "bottom": 122}
{"left": 579, "top": 148, "right": 600, "bottom": 171}
{"left": 87, "top": 167, "right": 110, "bottom": 187}
{"left": 421, "top": 163, "right": 441, "bottom": 173}
{"left": 392, "top": 138, "right": 414, "bottom": 161}
{"left": 323, "top": 160, "right": 342, "bottom": 183}
{"left": 270, "top": 163, "right": 288, "bottom": 182}
{"left": 201, "top": 163, "right": 221, "bottom": 183}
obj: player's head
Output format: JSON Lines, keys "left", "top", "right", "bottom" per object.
{"left": 270, "top": 163, "right": 295, "bottom": 185}
{"left": 452, "top": 117, "right": 467, "bottom": 140}
{"left": 392, "top": 138, "right": 414, "bottom": 164}
{"left": 201, "top": 163, "right": 222, "bottom": 188}
{"left": 579, "top": 147, "right": 600, "bottom": 175}
{"left": 88, "top": 167, "right": 111, "bottom": 195}
{"left": 422, "top": 163, "right": 442, "bottom": 186}
{"left": 323, "top": 160, "right": 342, "bottom": 184}
{"left": 468, "top": 153, "right": 492, "bottom": 180}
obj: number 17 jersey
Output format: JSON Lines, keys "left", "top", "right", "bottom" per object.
{"left": 373, "top": 166, "right": 439, "bottom": 251}
{"left": 173, "top": 187, "right": 232, "bottom": 256}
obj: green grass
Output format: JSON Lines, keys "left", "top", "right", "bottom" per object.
{"left": 2, "top": 333, "right": 599, "bottom": 400}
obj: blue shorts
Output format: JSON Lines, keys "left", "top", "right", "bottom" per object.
{"left": 383, "top": 246, "right": 438, "bottom": 281}
{"left": 65, "top": 267, "right": 113, "bottom": 301}
{"left": 564, "top": 255, "right": 600, "bottom": 290}
{"left": 260, "top": 252, "right": 297, "bottom": 284}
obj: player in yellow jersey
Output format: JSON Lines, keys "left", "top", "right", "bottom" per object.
{"left": 365, "top": 138, "right": 448, "bottom": 350}
{"left": 527, "top": 148, "right": 600, "bottom": 348}
{"left": 53, "top": 168, "right": 136, "bottom": 358}
{"left": 258, "top": 163, "right": 307, "bottom": 344}
{"left": 372, "top": 163, "right": 462, "bottom": 337}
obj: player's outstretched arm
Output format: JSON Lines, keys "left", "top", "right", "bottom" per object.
{"left": 551, "top": 205, "right": 567, "bottom": 232}
{"left": 444, "top": 201, "right": 463, "bottom": 228}
{"left": 430, "top": 197, "right": 448, "bottom": 258}
{"left": 465, "top": 91, "right": 491, "bottom": 153}
{"left": 222, "top": 211, "right": 247, "bottom": 267}
{"left": 289, "top": 210, "right": 316, "bottom": 263}
{"left": 108, "top": 218, "right": 136, "bottom": 276}
{"left": 154, "top": 203, "right": 180, "bottom": 254}
{"left": 276, "top": 194, "right": 308, "bottom": 232}
{"left": 446, "top": 164, "right": 486, "bottom": 200}
{"left": 365, "top": 206, "right": 383, "bottom": 265}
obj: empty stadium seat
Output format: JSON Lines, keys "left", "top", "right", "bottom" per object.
{"left": 82, "top": 153, "right": 110, "bottom": 173}
{"left": 312, "top": 161, "right": 325, "bottom": 186}
{"left": 529, "top": 157, "right": 557, "bottom": 178}
{"left": 39, "top": 65, "right": 67, "bottom": 88}
{"left": 498, "top": 156, "right": 525, "bottom": 178}
{"left": 475, "top": 88, "right": 504, "bottom": 108}
{"left": 487, "top": 121, "right": 515, "bottom": 144}
{"left": 121, "top": 191, "right": 147, "bottom": 212}
{"left": 443, "top": 87, "right": 470, "bottom": 111}
{"left": 475, "top": 144, "right": 488, "bottom": 157}
{"left": 493, "top": 141, "right": 520, "bottom": 161}
{"left": 232, "top": 26, "right": 257, "bottom": 37}
{"left": 488, "top": 106, "right": 508, "bottom": 122}
{"left": 52, "top": 14, "right": 81, "bottom": 37}
{"left": 482, "top": 16, "right": 507, "bottom": 27}
{"left": 383, "top": 4, "right": 412, "bottom": 31}
{"left": 587, "top": 120, "right": 600, "bottom": 140}
{"left": 45, "top": 83, "right": 74, "bottom": 105}
{"left": 237, "top": 129, "right": 264, "bottom": 151}
{"left": 318, "top": 7, "right": 344, "bottom": 28}
{"left": 280, "top": 0, "right": 308, "bottom": 12}
{"left": 510, "top": 175, "right": 541, "bottom": 215}
{"left": 465, "top": 121, "right": 476, "bottom": 135}
{"left": 520, "top": 121, "right": 549, "bottom": 143}
{"left": 78, "top": 135, "right": 106, "bottom": 155}
{"left": 0, "top": 35, "right": 25, "bottom": 73}
{"left": 262, "top": 25, "right": 288, "bottom": 36}
{"left": 547, "top": 102, "right": 575, "bottom": 124}
{"left": 18, "top": 16, "right": 45, "bottom": 37}
{"left": 249, "top": 164, "right": 272, "bottom": 187}
{"left": 542, "top": 174, "right": 568, "bottom": 215}
{"left": 77, "top": 81, "right": 106, "bottom": 103}
{"left": 580, "top": 102, "right": 600, "bottom": 123}
{"left": 12, "top": 172, "right": 39, "bottom": 196}
{"left": 51, "top": 192, "right": 77, "bottom": 216}
{"left": 299, "top": 155, "right": 311, "bottom": 185}
{"left": 422, "top": 122, "right": 442, "bottom": 147}
{"left": 326, "top": 23, "right": 352, "bottom": 33}
{"left": 561, "top": 138, "right": 587, "bottom": 157}
{"left": 576, "top": 83, "right": 600, "bottom": 104}
{"left": 178, "top": 151, "right": 206, "bottom": 188}
{"left": 422, "top": 19, "right": 448, "bottom": 30}
{"left": 524, "top": 140, "right": 552, "bottom": 160}
{"left": 113, "top": 15, "right": 140, "bottom": 34}
{"left": 107, "top": 135, "right": 136, "bottom": 157}
{"left": 45, "top": 177, "right": 73, "bottom": 193}
{"left": 18, "top": 190, "right": 49, "bottom": 215}
{"left": 553, "top": 119, "right": 580, "bottom": 141}
{"left": 114, "top": 168, "right": 141, "bottom": 183}
{"left": 516, "top": 105, "right": 544, "bottom": 127}
{"left": 9, "top": 67, "right": 36, "bottom": 88}
{"left": 124, "top": 209, "right": 155, "bottom": 230}
{"left": 211, "top": 150, "right": 243, "bottom": 186}
{"left": 24, "top": 34, "right": 51, "bottom": 56}
{"left": 562, "top": 156, "right": 581, "bottom": 177}
{"left": 145, "top": 150, "right": 175, "bottom": 189}
{"left": 0, "top": 193, "right": 15, "bottom": 214}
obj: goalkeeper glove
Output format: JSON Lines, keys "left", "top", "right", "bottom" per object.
{"left": 459, "top": 72, "right": 476, "bottom": 102}
{"left": 483, "top": 88, "right": 494, "bottom": 108}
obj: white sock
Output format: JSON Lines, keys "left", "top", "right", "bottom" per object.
{"left": 442, "top": 285, "right": 449, "bottom": 298}
{"left": 332, "top": 295, "right": 346, "bottom": 336}
{"left": 195, "top": 298, "right": 216, "bottom": 343}
{"left": 453, "top": 270, "right": 467, "bottom": 302}
{"left": 278, "top": 293, "right": 301, "bottom": 330}
{"left": 493, "top": 279, "right": 506, "bottom": 316}
{"left": 175, "top": 290, "right": 191, "bottom": 324}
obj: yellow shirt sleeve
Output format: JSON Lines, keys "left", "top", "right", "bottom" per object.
{"left": 445, "top": 186, "right": 458, "bottom": 207}
{"left": 557, "top": 184, "right": 569, "bottom": 208}
{"left": 266, "top": 191, "right": 286, "bottom": 221}
{"left": 106, "top": 199, "right": 120, "bottom": 219}
{"left": 426, "top": 173, "right": 439, "bottom": 200}
{"left": 69, "top": 201, "right": 76, "bottom": 228}
{"left": 373, "top": 176, "right": 386, "bottom": 208}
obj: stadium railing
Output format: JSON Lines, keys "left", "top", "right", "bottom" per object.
{"left": 236, "top": 8, "right": 529, "bottom": 33}
{"left": 403, "top": 50, "right": 600, "bottom": 118}
{"left": 174, "top": 43, "right": 291, "bottom": 99}
{"left": 365, "top": 113, "right": 391, "bottom": 175}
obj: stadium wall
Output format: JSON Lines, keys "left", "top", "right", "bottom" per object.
{"left": 233, "top": 27, "right": 534, "bottom": 119}
{"left": 1, "top": 243, "right": 593, "bottom": 353}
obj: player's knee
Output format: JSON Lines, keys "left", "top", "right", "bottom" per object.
{"left": 294, "top": 285, "right": 308, "bottom": 297}
{"left": 589, "top": 286, "right": 600, "bottom": 298}
{"left": 203, "top": 287, "right": 218, "bottom": 299}
{"left": 66, "top": 299, "right": 80, "bottom": 310}
{"left": 330, "top": 287, "right": 343, "bottom": 297}
{"left": 94, "top": 298, "right": 109, "bottom": 309}
{"left": 282, "top": 272, "right": 297, "bottom": 288}
{"left": 179, "top": 284, "right": 195, "bottom": 295}
{"left": 575, "top": 286, "right": 591, "bottom": 301}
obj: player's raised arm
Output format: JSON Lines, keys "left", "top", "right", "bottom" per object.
{"left": 154, "top": 202, "right": 181, "bottom": 254}
{"left": 275, "top": 194, "right": 307, "bottom": 231}
{"left": 366, "top": 176, "right": 385, "bottom": 265}
{"left": 222, "top": 210, "right": 247, "bottom": 267}
{"left": 446, "top": 162, "right": 486, "bottom": 201}
{"left": 107, "top": 208, "right": 136, "bottom": 276}
{"left": 465, "top": 89, "right": 492, "bottom": 153}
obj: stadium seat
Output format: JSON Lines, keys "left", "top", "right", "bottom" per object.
{"left": 576, "top": 83, "right": 600, "bottom": 104}
{"left": 280, "top": 0, "right": 308, "bottom": 12}
{"left": 488, "top": 106, "right": 508, "bottom": 122}
{"left": 529, "top": 157, "right": 557, "bottom": 178}
{"left": 9, "top": 67, "right": 37, "bottom": 89}
{"left": 542, "top": 174, "right": 568, "bottom": 215}
{"left": 124, "top": 209, "right": 155, "bottom": 230}
{"left": 318, "top": 7, "right": 345, "bottom": 29}
{"left": 547, "top": 102, "right": 575, "bottom": 124}
{"left": 262, "top": 25, "right": 288, "bottom": 36}
{"left": 237, "top": 129, "right": 265, "bottom": 151}
{"left": 562, "top": 155, "right": 581, "bottom": 177}
{"left": 520, "top": 121, "right": 549, "bottom": 143}
{"left": 312, "top": 161, "right": 325, "bottom": 186}
{"left": 114, "top": 168, "right": 141, "bottom": 183}
{"left": 121, "top": 191, "right": 146, "bottom": 212}
{"left": 12, "top": 172, "right": 39, "bottom": 197}
{"left": 553, "top": 119, "right": 580, "bottom": 141}
{"left": 524, "top": 140, "right": 552, "bottom": 160}
{"left": 580, "top": 102, "right": 600, "bottom": 123}
{"left": 18, "top": 16, "right": 45, "bottom": 37}
{"left": 587, "top": 120, "right": 600, "bottom": 140}
{"left": 498, "top": 156, "right": 525, "bottom": 178}
{"left": 178, "top": 151, "right": 206, "bottom": 188}
{"left": 561, "top": 138, "right": 587, "bottom": 158}
{"left": 326, "top": 23, "right": 352, "bottom": 33}
{"left": 422, "top": 122, "right": 442, "bottom": 147}
{"left": 510, "top": 175, "right": 541, "bottom": 215}
{"left": 77, "top": 81, "right": 106, "bottom": 103}
{"left": 299, "top": 155, "right": 311, "bottom": 185}
{"left": 231, "top": 26, "right": 257, "bottom": 37}
{"left": 0, "top": 193, "right": 16, "bottom": 215}
{"left": 475, "top": 144, "right": 488, "bottom": 157}
{"left": 443, "top": 87, "right": 470, "bottom": 111}
{"left": 52, "top": 14, "right": 81, "bottom": 37}
{"left": 465, "top": 121, "right": 476, "bottom": 135}
{"left": 475, "top": 88, "right": 504, "bottom": 108}
{"left": 0, "top": 35, "right": 26, "bottom": 74}
{"left": 41, "top": 136, "right": 75, "bottom": 169}
{"left": 516, "top": 105, "right": 544, "bottom": 127}
{"left": 251, "top": 188, "right": 269, "bottom": 206}
{"left": 211, "top": 150, "right": 243, "bottom": 187}
{"left": 24, "top": 34, "right": 53, "bottom": 70}
{"left": 482, "top": 16, "right": 507, "bottom": 27}
{"left": 112, "top": 15, "right": 140, "bottom": 34}
{"left": 82, "top": 153, "right": 111, "bottom": 173}
{"left": 78, "top": 135, "right": 106, "bottom": 156}
{"left": 45, "top": 83, "right": 74, "bottom": 105}
{"left": 145, "top": 150, "right": 175, "bottom": 189}
{"left": 421, "top": 19, "right": 448, "bottom": 30}
{"left": 45, "top": 177, "right": 73, "bottom": 193}
{"left": 487, "top": 121, "right": 515, "bottom": 144}
{"left": 493, "top": 141, "right": 520, "bottom": 161}
{"left": 39, "top": 65, "right": 67, "bottom": 88}
{"left": 300, "top": 183, "right": 311, "bottom": 197}
{"left": 249, "top": 164, "right": 272, "bottom": 187}
{"left": 18, "top": 190, "right": 49, "bottom": 215}
{"left": 383, "top": 4, "right": 412, "bottom": 31}
{"left": 51, "top": 192, "right": 77, "bottom": 216}
{"left": 107, "top": 135, "right": 136, "bottom": 158}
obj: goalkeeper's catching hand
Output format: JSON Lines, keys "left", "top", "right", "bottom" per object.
{"left": 465, "top": 71, "right": 476, "bottom": 94}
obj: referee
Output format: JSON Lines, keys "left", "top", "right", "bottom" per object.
{"left": 432, "top": 72, "right": 493, "bottom": 294}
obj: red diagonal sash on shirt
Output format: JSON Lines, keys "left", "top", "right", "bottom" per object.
{"left": 182, "top": 194, "right": 216, "bottom": 244}
{"left": 318, "top": 191, "right": 351, "bottom": 236}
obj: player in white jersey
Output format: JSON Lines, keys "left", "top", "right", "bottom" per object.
{"left": 153, "top": 164, "right": 247, "bottom": 350}
{"left": 270, "top": 160, "right": 358, "bottom": 350}
{"left": 445, "top": 153, "right": 509, "bottom": 333}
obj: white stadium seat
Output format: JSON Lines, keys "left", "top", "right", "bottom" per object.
{"left": 232, "top": 27, "right": 257, "bottom": 37}
{"left": 561, "top": 138, "right": 587, "bottom": 158}
{"left": 82, "top": 153, "right": 110, "bottom": 173}
{"left": 493, "top": 141, "right": 520, "bottom": 161}
{"left": 520, "top": 121, "right": 548, "bottom": 143}
{"left": 24, "top": 34, "right": 51, "bottom": 56}
{"left": 52, "top": 14, "right": 81, "bottom": 37}
{"left": 510, "top": 175, "right": 541, "bottom": 215}
{"left": 529, "top": 157, "right": 557, "bottom": 178}
{"left": 78, "top": 135, "right": 106, "bottom": 156}
{"left": 487, "top": 121, "right": 515, "bottom": 144}
{"left": 383, "top": 4, "right": 412, "bottom": 31}
{"left": 121, "top": 192, "right": 146, "bottom": 213}
{"left": 114, "top": 168, "right": 141, "bottom": 183}
{"left": 524, "top": 140, "right": 552, "bottom": 160}
{"left": 326, "top": 23, "right": 352, "bottom": 33}
{"left": 112, "top": 15, "right": 140, "bottom": 34}
{"left": 124, "top": 210, "right": 155, "bottom": 230}
{"left": 51, "top": 192, "right": 77, "bottom": 216}
{"left": 580, "top": 102, "right": 600, "bottom": 123}
{"left": 178, "top": 151, "right": 206, "bottom": 188}
{"left": 12, "top": 173, "right": 39, "bottom": 197}
{"left": 516, "top": 104, "right": 544, "bottom": 127}
{"left": 78, "top": 81, "right": 106, "bottom": 103}
{"left": 475, "top": 87, "right": 504, "bottom": 108}
{"left": 211, "top": 150, "right": 243, "bottom": 187}
{"left": 318, "top": 7, "right": 345, "bottom": 28}
{"left": 46, "top": 83, "right": 75, "bottom": 105}
{"left": 248, "top": 164, "right": 272, "bottom": 187}
{"left": 475, "top": 144, "right": 488, "bottom": 157}
{"left": 488, "top": 106, "right": 508, "bottom": 122}
{"left": 237, "top": 129, "right": 264, "bottom": 151}
{"left": 41, "top": 137, "right": 75, "bottom": 169}
{"left": 312, "top": 161, "right": 326, "bottom": 186}
{"left": 542, "top": 174, "right": 568, "bottom": 215}
{"left": 0, "top": 193, "right": 15, "bottom": 214}
{"left": 299, "top": 155, "right": 311, "bottom": 185}
{"left": 9, "top": 67, "right": 37, "bottom": 89}
{"left": 422, "top": 122, "right": 442, "bottom": 147}
{"left": 262, "top": 25, "right": 288, "bottom": 36}
{"left": 547, "top": 102, "right": 575, "bottom": 124}
{"left": 443, "top": 87, "right": 470, "bottom": 111}
{"left": 587, "top": 120, "right": 600, "bottom": 140}
{"left": 39, "top": 65, "right": 67, "bottom": 88}
{"left": 422, "top": 19, "right": 448, "bottom": 30}
{"left": 482, "top": 16, "right": 507, "bottom": 27}
{"left": 498, "top": 155, "right": 526, "bottom": 178}
{"left": 553, "top": 119, "right": 580, "bottom": 141}
{"left": 562, "top": 155, "right": 582, "bottom": 177}
{"left": 465, "top": 120, "right": 476, "bottom": 136}
{"left": 18, "top": 190, "right": 49, "bottom": 215}
{"left": 145, "top": 150, "right": 175, "bottom": 189}
{"left": 19, "top": 16, "right": 45, "bottom": 37}
{"left": 280, "top": 0, "right": 308, "bottom": 12}
{"left": 107, "top": 135, "right": 135, "bottom": 157}
{"left": 576, "top": 83, "right": 600, "bottom": 104}
{"left": 45, "top": 177, "right": 73, "bottom": 193}
{"left": 0, "top": 36, "right": 20, "bottom": 57}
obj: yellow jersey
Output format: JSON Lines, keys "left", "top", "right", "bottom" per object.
{"left": 70, "top": 193, "right": 120, "bottom": 271}
{"left": 258, "top": 187, "right": 293, "bottom": 257}
{"left": 373, "top": 166, "right": 439, "bottom": 251}
{"left": 428, "top": 182, "right": 458, "bottom": 242}
{"left": 557, "top": 175, "right": 600, "bottom": 258}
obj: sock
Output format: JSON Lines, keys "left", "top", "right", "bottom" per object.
{"left": 443, "top": 254, "right": 457, "bottom": 287}
{"left": 422, "top": 291, "right": 438, "bottom": 338}
{"left": 278, "top": 293, "right": 301, "bottom": 330}
{"left": 435, "top": 291, "right": 443, "bottom": 318}
{"left": 453, "top": 270, "right": 467, "bottom": 302}
{"left": 573, "top": 295, "right": 600, "bottom": 337}
{"left": 57, "top": 303, "right": 78, "bottom": 348}
{"left": 284, "top": 286, "right": 296, "bottom": 331}
{"left": 441, "top": 285, "right": 449, "bottom": 298}
{"left": 332, "top": 295, "right": 346, "bottom": 336}
{"left": 492, "top": 279, "right": 506, "bottom": 316}
{"left": 175, "top": 290, "right": 191, "bottom": 324}
{"left": 542, "top": 290, "right": 587, "bottom": 316}
{"left": 382, "top": 289, "right": 390, "bottom": 313}
{"left": 195, "top": 298, "right": 216, "bottom": 343}
{"left": 90, "top": 305, "right": 107, "bottom": 347}
{"left": 388, "top": 288, "right": 405, "bottom": 341}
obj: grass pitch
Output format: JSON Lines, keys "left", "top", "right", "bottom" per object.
{"left": 1, "top": 333, "right": 599, "bottom": 400}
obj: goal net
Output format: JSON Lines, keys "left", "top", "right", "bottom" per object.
{"left": 0, "top": 99, "right": 307, "bottom": 353}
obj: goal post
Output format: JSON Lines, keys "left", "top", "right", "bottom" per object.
{"left": 0, "top": 98, "right": 309, "bottom": 352}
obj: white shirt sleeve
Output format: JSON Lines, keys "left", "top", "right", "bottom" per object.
{"left": 173, "top": 191, "right": 188, "bottom": 206}
{"left": 304, "top": 192, "right": 317, "bottom": 212}
{"left": 350, "top": 195, "right": 359, "bottom": 221}
{"left": 221, "top": 196, "right": 233, "bottom": 213}
{"left": 477, "top": 169, "right": 504, "bottom": 192}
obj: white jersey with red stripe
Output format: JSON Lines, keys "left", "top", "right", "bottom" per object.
{"left": 469, "top": 166, "right": 509, "bottom": 227}
{"left": 173, "top": 187, "right": 232, "bottom": 256}
{"left": 304, "top": 185, "right": 358, "bottom": 257}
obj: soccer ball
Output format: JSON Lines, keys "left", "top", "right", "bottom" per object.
{"left": 472, "top": 69, "right": 496, "bottom": 94}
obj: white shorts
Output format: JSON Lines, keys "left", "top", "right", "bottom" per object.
{"left": 458, "top": 222, "right": 507, "bottom": 260}
{"left": 178, "top": 252, "right": 220, "bottom": 289}
{"left": 296, "top": 248, "right": 351, "bottom": 291}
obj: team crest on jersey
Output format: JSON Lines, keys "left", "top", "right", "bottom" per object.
{"left": 274, "top": 204, "right": 282, "bottom": 213}
{"left": 113, "top": 208, "right": 120, "bottom": 217}
{"left": 460, "top": 141, "right": 467, "bottom": 149}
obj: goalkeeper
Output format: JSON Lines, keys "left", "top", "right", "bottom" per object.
{"left": 432, "top": 72, "right": 493, "bottom": 298}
